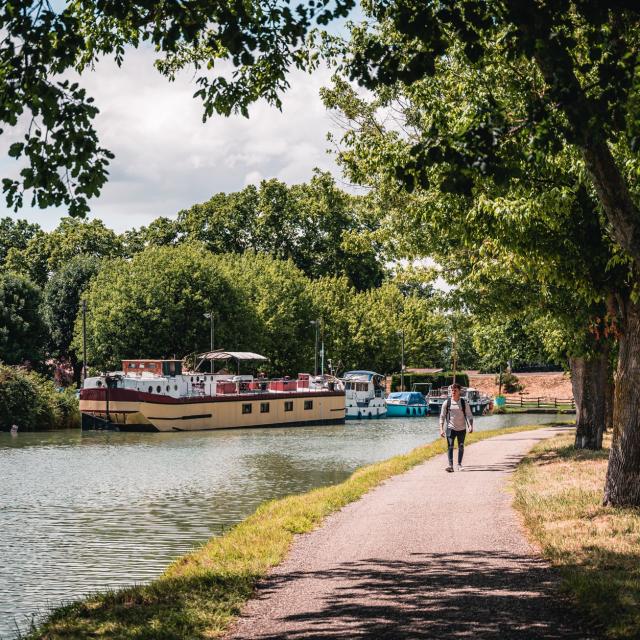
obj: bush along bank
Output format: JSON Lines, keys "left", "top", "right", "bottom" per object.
{"left": 0, "top": 364, "right": 79, "bottom": 431}
{"left": 30, "top": 424, "right": 547, "bottom": 640}
{"left": 514, "top": 433, "right": 640, "bottom": 639}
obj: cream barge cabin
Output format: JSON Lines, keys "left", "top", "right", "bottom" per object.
{"left": 80, "top": 352, "right": 346, "bottom": 432}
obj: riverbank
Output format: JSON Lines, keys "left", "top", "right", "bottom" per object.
{"left": 27, "top": 424, "right": 556, "bottom": 639}
{"left": 469, "top": 371, "right": 573, "bottom": 399}
{"left": 514, "top": 433, "right": 640, "bottom": 639}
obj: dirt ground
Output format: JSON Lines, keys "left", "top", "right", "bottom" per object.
{"left": 467, "top": 372, "right": 573, "bottom": 399}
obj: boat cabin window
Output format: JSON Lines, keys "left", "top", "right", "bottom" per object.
{"left": 284, "top": 401, "right": 293, "bottom": 412}
{"left": 162, "top": 361, "right": 182, "bottom": 377}
{"left": 242, "top": 403, "right": 252, "bottom": 414}
{"left": 148, "top": 386, "right": 153, "bottom": 393}
{"left": 304, "top": 400, "right": 313, "bottom": 410}
{"left": 345, "top": 382, "right": 353, "bottom": 390}
{"left": 260, "top": 402, "right": 270, "bottom": 413}
{"left": 356, "top": 382, "right": 368, "bottom": 392}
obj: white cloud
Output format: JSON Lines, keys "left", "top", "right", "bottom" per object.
{"left": 0, "top": 47, "right": 343, "bottom": 232}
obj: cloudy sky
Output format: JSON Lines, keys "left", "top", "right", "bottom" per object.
{"left": 0, "top": 47, "right": 349, "bottom": 233}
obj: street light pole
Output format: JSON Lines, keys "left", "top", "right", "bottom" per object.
{"left": 204, "top": 311, "right": 215, "bottom": 373}
{"left": 82, "top": 300, "right": 87, "bottom": 385}
{"left": 320, "top": 318, "right": 325, "bottom": 377}
{"left": 310, "top": 319, "right": 319, "bottom": 376}
{"left": 397, "top": 329, "right": 405, "bottom": 391}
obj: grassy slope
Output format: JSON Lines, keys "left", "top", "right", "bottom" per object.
{"left": 514, "top": 434, "right": 640, "bottom": 639}
{"left": 31, "top": 424, "right": 547, "bottom": 640}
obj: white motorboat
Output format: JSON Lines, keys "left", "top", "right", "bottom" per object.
{"left": 343, "top": 370, "right": 387, "bottom": 419}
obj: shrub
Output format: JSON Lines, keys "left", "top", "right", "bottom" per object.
{"left": 496, "top": 371, "right": 524, "bottom": 393}
{"left": 0, "top": 364, "right": 80, "bottom": 431}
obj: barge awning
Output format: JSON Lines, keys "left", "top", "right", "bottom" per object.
{"left": 197, "top": 350, "right": 269, "bottom": 362}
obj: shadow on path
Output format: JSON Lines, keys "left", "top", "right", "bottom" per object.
{"left": 240, "top": 551, "right": 596, "bottom": 640}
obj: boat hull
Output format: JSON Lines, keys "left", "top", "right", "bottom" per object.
{"left": 80, "top": 388, "right": 346, "bottom": 432}
{"left": 386, "top": 404, "right": 429, "bottom": 417}
{"left": 345, "top": 400, "right": 387, "bottom": 419}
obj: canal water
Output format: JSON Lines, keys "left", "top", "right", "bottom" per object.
{"left": 0, "top": 413, "right": 569, "bottom": 637}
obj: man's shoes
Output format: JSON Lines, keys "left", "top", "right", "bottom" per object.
{"left": 457, "top": 464, "right": 463, "bottom": 471}
{"left": 446, "top": 466, "right": 454, "bottom": 473}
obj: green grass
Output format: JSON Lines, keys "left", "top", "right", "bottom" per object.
{"left": 27, "top": 424, "right": 552, "bottom": 640}
{"left": 514, "top": 434, "right": 640, "bottom": 639}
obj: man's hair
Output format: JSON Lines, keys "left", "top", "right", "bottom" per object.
{"left": 451, "top": 383, "right": 461, "bottom": 390}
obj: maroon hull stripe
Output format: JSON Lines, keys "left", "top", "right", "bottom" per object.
{"left": 80, "top": 388, "right": 344, "bottom": 405}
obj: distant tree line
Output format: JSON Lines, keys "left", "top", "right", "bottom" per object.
{"left": 2, "top": 174, "right": 560, "bottom": 381}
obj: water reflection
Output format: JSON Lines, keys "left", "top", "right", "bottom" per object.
{"left": 0, "top": 413, "right": 569, "bottom": 638}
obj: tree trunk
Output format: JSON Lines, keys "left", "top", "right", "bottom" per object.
{"left": 570, "top": 347, "right": 608, "bottom": 450}
{"left": 603, "top": 299, "right": 640, "bottom": 506}
{"left": 604, "top": 371, "right": 615, "bottom": 433}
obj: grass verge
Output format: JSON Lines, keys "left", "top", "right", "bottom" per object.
{"left": 31, "top": 424, "right": 548, "bottom": 640}
{"left": 513, "top": 433, "right": 640, "bottom": 639}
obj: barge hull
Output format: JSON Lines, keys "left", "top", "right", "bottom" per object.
{"left": 80, "top": 388, "right": 346, "bottom": 432}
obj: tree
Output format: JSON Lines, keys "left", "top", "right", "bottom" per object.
{"left": 325, "top": 15, "right": 639, "bottom": 470}
{"left": 121, "top": 217, "right": 182, "bottom": 256}
{"left": 1, "top": 0, "right": 354, "bottom": 216}
{"left": 72, "top": 245, "right": 255, "bottom": 370}
{"left": 332, "top": 1, "right": 640, "bottom": 506}
{"left": 42, "top": 255, "right": 102, "bottom": 384}
{"left": 213, "top": 252, "right": 316, "bottom": 375}
{"left": 177, "top": 174, "right": 386, "bottom": 289}
{"left": 0, "top": 272, "right": 47, "bottom": 366}
{"left": 5, "top": 217, "right": 123, "bottom": 287}
{"left": 323, "top": 24, "right": 629, "bottom": 451}
{"left": 0, "top": 217, "right": 41, "bottom": 266}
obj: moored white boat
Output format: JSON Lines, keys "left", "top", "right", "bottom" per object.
{"left": 80, "top": 351, "right": 345, "bottom": 432}
{"left": 427, "top": 385, "right": 491, "bottom": 416}
{"left": 343, "top": 370, "right": 387, "bottom": 419}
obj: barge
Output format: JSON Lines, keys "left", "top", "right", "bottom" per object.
{"left": 80, "top": 351, "right": 345, "bottom": 432}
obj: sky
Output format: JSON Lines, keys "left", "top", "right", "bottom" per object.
{"left": 0, "top": 47, "right": 351, "bottom": 233}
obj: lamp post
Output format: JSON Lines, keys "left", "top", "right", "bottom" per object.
{"left": 204, "top": 311, "right": 215, "bottom": 373}
{"left": 397, "top": 329, "right": 405, "bottom": 391}
{"left": 320, "top": 318, "right": 325, "bottom": 377}
{"left": 310, "top": 319, "right": 319, "bottom": 376}
{"left": 452, "top": 334, "right": 457, "bottom": 384}
{"left": 82, "top": 299, "right": 87, "bottom": 384}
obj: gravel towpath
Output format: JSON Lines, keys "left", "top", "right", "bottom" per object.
{"left": 228, "top": 426, "right": 595, "bottom": 640}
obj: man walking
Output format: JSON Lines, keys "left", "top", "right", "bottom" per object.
{"left": 439, "top": 383, "right": 474, "bottom": 472}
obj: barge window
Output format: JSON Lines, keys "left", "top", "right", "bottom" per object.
{"left": 304, "top": 400, "right": 313, "bottom": 410}
{"left": 242, "top": 403, "right": 252, "bottom": 414}
{"left": 284, "top": 401, "right": 293, "bottom": 412}
{"left": 148, "top": 386, "right": 153, "bottom": 393}
{"left": 156, "top": 385, "right": 161, "bottom": 393}
{"left": 260, "top": 402, "right": 270, "bottom": 413}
